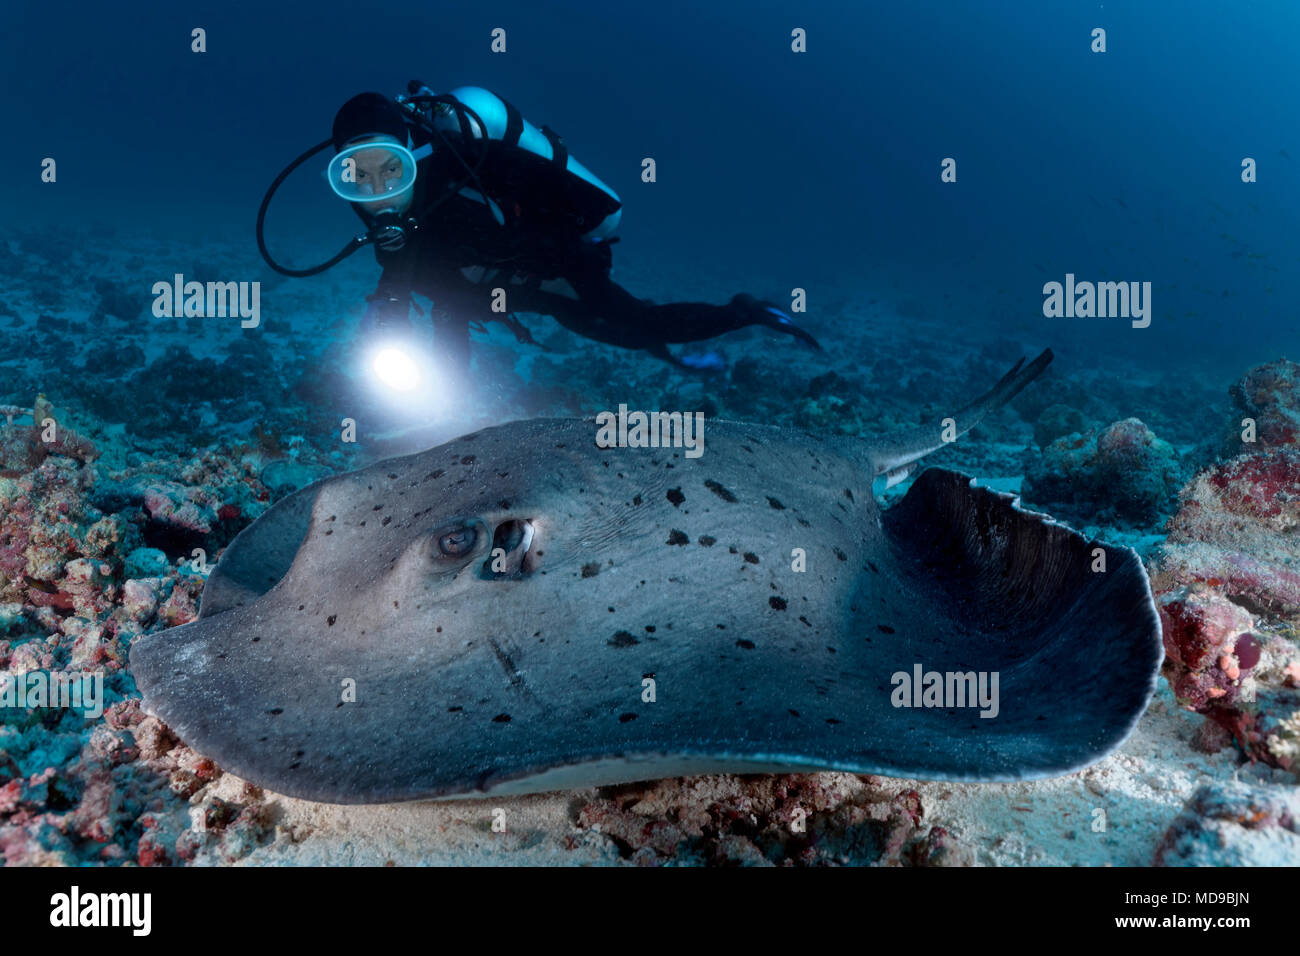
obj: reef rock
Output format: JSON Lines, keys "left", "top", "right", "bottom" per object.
{"left": 1151, "top": 448, "right": 1300, "bottom": 770}
{"left": 1155, "top": 781, "right": 1300, "bottom": 865}
{"left": 1154, "top": 450, "right": 1300, "bottom": 620}
{"left": 572, "top": 773, "right": 971, "bottom": 866}
{"left": 1228, "top": 358, "right": 1300, "bottom": 451}
{"left": 1032, "top": 403, "right": 1089, "bottom": 448}
{"left": 1022, "top": 417, "right": 1181, "bottom": 523}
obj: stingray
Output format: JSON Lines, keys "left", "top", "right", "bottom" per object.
{"left": 131, "top": 349, "right": 1163, "bottom": 803}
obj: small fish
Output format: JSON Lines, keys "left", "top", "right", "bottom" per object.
{"left": 23, "top": 575, "right": 58, "bottom": 595}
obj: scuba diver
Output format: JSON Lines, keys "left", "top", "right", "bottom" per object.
{"left": 257, "top": 81, "right": 821, "bottom": 393}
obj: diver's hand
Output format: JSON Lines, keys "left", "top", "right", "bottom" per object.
{"left": 360, "top": 294, "right": 414, "bottom": 339}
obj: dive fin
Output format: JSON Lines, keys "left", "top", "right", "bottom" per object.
{"left": 731, "top": 294, "right": 822, "bottom": 349}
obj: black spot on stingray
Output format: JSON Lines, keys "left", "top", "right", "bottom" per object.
{"left": 798, "top": 616, "right": 811, "bottom": 627}
{"left": 736, "top": 639, "right": 755, "bottom": 650}
{"left": 448, "top": 706, "right": 463, "bottom": 713}
{"left": 833, "top": 547, "right": 846, "bottom": 561}
{"left": 743, "top": 552, "right": 759, "bottom": 564}
{"left": 866, "top": 561, "right": 880, "bottom": 573}
{"left": 716, "top": 623, "right": 726, "bottom": 629}
{"left": 298, "top": 604, "right": 304, "bottom": 611}
{"left": 266, "top": 708, "right": 284, "bottom": 716}
{"left": 618, "top": 712, "right": 638, "bottom": 723}
{"left": 372, "top": 504, "right": 384, "bottom": 511}
{"left": 788, "top": 709, "right": 801, "bottom": 718}
{"left": 667, "top": 529, "right": 689, "bottom": 546}
{"left": 633, "top": 494, "right": 642, "bottom": 506}
{"left": 729, "top": 545, "right": 738, "bottom": 554}
{"left": 843, "top": 488, "right": 855, "bottom": 502}
{"left": 492, "top": 713, "right": 511, "bottom": 723}
{"left": 769, "top": 597, "right": 787, "bottom": 610}
{"left": 644, "top": 625, "right": 656, "bottom": 633}
{"left": 666, "top": 487, "right": 685, "bottom": 507}
{"left": 359, "top": 520, "right": 366, "bottom": 527}
{"left": 382, "top": 516, "right": 392, "bottom": 526}
{"left": 699, "top": 535, "right": 716, "bottom": 547}
{"left": 767, "top": 496, "right": 785, "bottom": 510}
{"left": 327, "top": 615, "right": 337, "bottom": 626}
{"left": 251, "top": 636, "right": 260, "bottom": 643}
{"left": 498, "top": 500, "right": 511, "bottom": 510}
{"left": 705, "top": 479, "right": 737, "bottom": 502}
{"left": 461, "top": 455, "right": 476, "bottom": 465}
{"left": 581, "top": 562, "right": 601, "bottom": 578}
{"left": 825, "top": 717, "right": 842, "bottom": 725}
{"left": 608, "top": 631, "right": 639, "bottom": 647}
{"left": 796, "top": 517, "right": 811, "bottom": 527}
{"left": 429, "top": 470, "right": 445, "bottom": 480}
{"left": 878, "top": 624, "right": 895, "bottom": 634}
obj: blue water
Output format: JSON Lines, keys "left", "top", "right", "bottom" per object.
{"left": 5, "top": 0, "right": 1299, "bottom": 371}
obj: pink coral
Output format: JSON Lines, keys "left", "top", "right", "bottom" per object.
{"left": 1158, "top": 585, "right": 1256, "bottom": 712}
{"left": 1152, "top": 445, "right": 1300, "bottom": 769}
{"left": 1156, "top": 450, "right": 1300, "bottom": 619}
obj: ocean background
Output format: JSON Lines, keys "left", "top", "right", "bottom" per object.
{"left": 6, "top": 0, "right": 1299, "bottom": 375}
{"left": 2, "top": 0, "right": 1299, "bottom": 867}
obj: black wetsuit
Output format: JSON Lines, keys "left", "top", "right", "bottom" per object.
{"left": 360, "top": 96, "right": 818, "bottom": 374}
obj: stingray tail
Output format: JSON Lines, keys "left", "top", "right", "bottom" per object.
{"left": 868, "top": 348, "right": 1053, "bottom": 478}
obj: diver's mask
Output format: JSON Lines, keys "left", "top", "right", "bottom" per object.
{"left": 257, "top": 86, "right": 494, "bottom": 277}
{"left": 325, "top": 139, "right": 429, "bottom": 253}
{"left": 324, "top": 140, "right": 422, "bottom": 205}
{"left": 256, "top": 135, "right": 434, "bottom": 275}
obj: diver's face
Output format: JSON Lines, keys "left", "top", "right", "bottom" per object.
{"left": 349, "top": 137, "right": 414, "bottom": 215}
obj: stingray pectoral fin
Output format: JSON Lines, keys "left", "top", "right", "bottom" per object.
{"left": 878, "top": 468, "right": 1163, "bottom": 779}
{"left": 869, "top": 348, "right": 1053, "bottom": 477}
{"left": 199, "top": 476, "right": 342, "bottom": 618}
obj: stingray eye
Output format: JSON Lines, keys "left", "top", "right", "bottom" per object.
{"left": 437, "top": 527, "right": 477, "bottom": 556}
